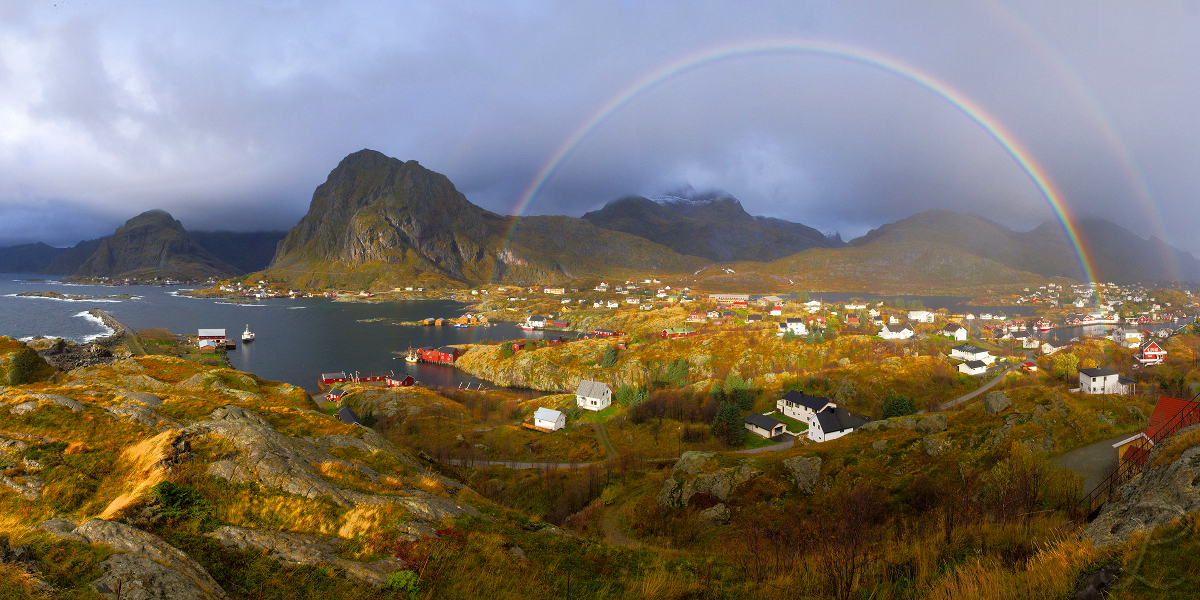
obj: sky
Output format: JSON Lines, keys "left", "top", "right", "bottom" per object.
{"left": 1, "top": 1, "right": 1198, "bottom": 256}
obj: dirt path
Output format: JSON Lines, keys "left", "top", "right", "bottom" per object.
{"left": 600, "top": 495, "right": 643, "bottom": 549}
{"left": 590, "top": 415, "right": 617, "bottom": 459}
{"left": 1051, "top": 435, "right": 1127, "bottom": 491}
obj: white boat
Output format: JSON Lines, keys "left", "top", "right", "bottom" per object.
{"left": 242, "top": 324, "right": 255, "bottom": 342}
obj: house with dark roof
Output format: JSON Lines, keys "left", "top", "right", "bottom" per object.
{"left": 743, "top": 414, "right": 786, "bottom": 439}
{"left": 336, "top": 406, "right": 360, "bottom": 425}
{"left": 950, "top": 344, "right": 994, "bottom": 364}
{"left": 879, "top": 323, "right": 913, "bottom": 340}
{"left": 1079, "top": 367, "right": 1135, "bottom": 394}
{"left": 776, "top": 390, "right": 835, "bottom": 423}
{"left": 958, "top": 360, "right": 988, "bottom": 376}
{"left": 942, "top": 323, "right": 967, "bottom": 341}
{"left": 809, "top": 405, "right": 867, "bottom": 443}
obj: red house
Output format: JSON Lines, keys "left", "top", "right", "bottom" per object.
{"left": 1115, "top": 395, "right": 1200, "bottom": 468}
{"left": 386, "top": 375, "right": 416, "bottom": 387}
{"left": 321, "top": 371, "right": 348, "bottom": 385}
{"left": 1138, "top": 341, "right": 1167, "bottom": 365}
{"left": 511, "top": 341, "right": 526, "bottom": 352}
{"left": 419, "top": 346, "right": 460, "bottom": 364}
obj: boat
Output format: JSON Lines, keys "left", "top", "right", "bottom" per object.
{"left": 404, "top": 347, "right": 419, "bottom": 363}
{"left": 1035, "top": 318, "right": 1053, "bottom": 331}
{"left": 242, "top": 324, "right": 255, "bottom": 342}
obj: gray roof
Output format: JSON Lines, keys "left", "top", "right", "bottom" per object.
{"left": 575, "top": 379, "right": 610, "bottom": 399}
{"left": 533, "top": 407, "right": 563, "bottom": 422}
{"left": 336, "top": 406, "right": 360, "bottom": 425}
{"left": 952, "top": 344, "right": 988, "bottom": 354}
{"left": 1080, "top": 367, "right": 1120, "bottom": 378}
{"left": 744, "top": 413, "right": 783, "bottom": 430}
{"left": 781, "top": 390, "right": 832, "bottom": 412}
{"left": 944, "top": 324, "right": 965, "bottom": 332}
{"left": 964, "top": 360, "right": 987, "bottom": 369}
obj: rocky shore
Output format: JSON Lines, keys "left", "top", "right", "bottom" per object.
{"left": 28, "top": 309, "right": 145, "bottom": 370}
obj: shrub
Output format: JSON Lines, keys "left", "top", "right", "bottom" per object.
{"left": 881, "top": 393, "right": 916, "bottom": 419}
{"left": 382, "top": 570, "right": 421, "bottom": 598}
{"left": 151, "top": 481, "right": 211, "bottom": 522}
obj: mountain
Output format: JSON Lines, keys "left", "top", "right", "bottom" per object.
{"left": 266, "top": 149, "right": 705, "bottom": 288}
{"left": 70, "top": 209, "right": 240, "bottom": 280}
{"left": 42, "top": 238, "right": 105, "bottom": 275}
{"left": 847, "top": 209, "right": 1200, "bottom": 284}
{"left": 580, "top": 189, "right": 840, "bottom": 262}
{"left": 190, "top": 230, "right": 289, "bottom": 273}
{"left": 0, "top": 242, "right": 65, "bottom": 273}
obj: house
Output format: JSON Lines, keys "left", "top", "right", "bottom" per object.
{"left": 1021, "top": 361, "right": 1038, "bottom": 373}
{"left": 709, "top": 293, "right": 751, "bottom": 304}
{"left": 744, "top": 414, "right": 786, "bottom": 439}
{"left": 942, "top": 323, "right": 968, "bottom": 341}
{"left": 770, "top": 306, "right": 783, "bottom": 316}
{"left": 758, "top": 295, "right": 784, "bottom": 307}
{"left": 324, "top": 388, "right": 346, "bottom": 401}
{"left": 1138, "top": 341, "right": 1167, "bottom": 365}
{"left": 804, "top": 300, "right": 822, "bottom": 313}
{"left": 527, "top": 315, "right": 547, "bottom": 328}
{"left": 419, "top": 346, "right": 460, "bottom": 363}
{"left": 908, "top": 310, "right": 935, "bottom": 323}
{"left": 958, "top": 360, "right": 988, "bottom": 376}
{"left": 1079, "top": 367, "right": 1136, "bottom": 395}
{"left": 1113, "top": 395, "right": 1200, "bottom": 469}
{"left": 197, "top": 328, "right": 227, "bottom": 347}
{"left": 575, "top": 380, "right": 612, "bottom": 411}
{"left": 626, "top": 297, "right": 641, "bottom": 304}
{"left": 544, "top": 287, "right": 565, "bottom": 295}
{"left": 845, "top": 316, "right": 860, "bottom": 326}
{"left": 879, "top": 323, "right": 913, "bottom": 340}
{"left": 533, "top": 407, "right": 566, "bottom": 431}
{"left": 385, "top": 375, "right": 416, "bottom": 388}
{"left": 783, "top": 318, "right": 808, "bottom": 336}
{"left": 888, "top": 314, "right": 900, "bottom": 324}
{"left": 1113, "top": 327, "right": 1143, "bottom": 348}
{"left": 336, "top": 406, "right": 360, "bottom": 425}
{"left": 606, "top": 301, "right": 619, "bottom": 309}
{"left": 1012, "top": 332, "right": 1040, "bottom": 349}
{"left": 776, "top": 390, "right": 835, "bottom": 423}
{"left": 661, "top": 327, "right": 697, "bottom": 339}
{"left": 810, "top": 405, "right": 867, "bottom": 443}
{"left": 746, "top": 314, "right": 763, "bottom": 323}
{"left": 1041, "top": 341, "right": 1065, "bottom": 355}
{"left": 687, "top": 312, "right": 707, "bottom": 323}
{"left": 950, "top": 344, "right": 995, "bottom": 364}
{"left": 321, "top": 372, "right": 349, "bottom": 385}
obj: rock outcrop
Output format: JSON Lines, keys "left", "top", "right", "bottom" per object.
{"left": 655, "top": 452, "right": 761, "bottom": 509}
{"left": 982, "top": 391, "right": 1012, "bottom": 415}
{"left": 205, "top": 526, "right": 404, "bottom": 587}
{"left": 781, "top": 456, "right": 823, "bottom": 494}
{"left": 43, "top": 519, "right": 227, "bottom": 600}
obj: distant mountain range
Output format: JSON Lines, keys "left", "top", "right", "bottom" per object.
{"left": 581, "top": 190, "right": 841, "bottom": 262}
{"left": 0, "top": 213, "right": 287, "bottom": 279}
{"left": 4, "top": 149, "right": 1198, "bottom": 287}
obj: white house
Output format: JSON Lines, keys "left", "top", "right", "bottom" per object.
{"left": 606, "top": 300, "right": 620, "bottom": 309}
{"left": 942, "top": 323, "right": 968, "bottom": 341}
{"left": 1079, "top": 367, "right": 1135, "bottom": 394}
{"left": 1113, "top": 328, "right": 1143, "bottom": 348}
{"left": 777, "top": 391, "right": 835, "bottom": 424}
{"left": 1041, "top": 341, "right": 1065, "bottom": 355}
{"left": 575, "top": 380, "right": 612, "bottom": 411}
{"left": 879, "top": 323, "right": 913, "bottom": 340}
{"left": 958, "top": 360, "right": 988, "bottom": 376}
{"left": 809, "top": 405, "right": 867, "bottom": 443}
{"left": 782, "top": 318, "right": 808, "bottom": 336}
{"left": 950, "top": 344, "right": 995, "bottom": 364}
{"left": 908, "top": 310, "right": 935, "bottom": 323}
{"left": 625, "top": 297, "right": 641, "bottom": 304}
{"left": 743, "top": 414, "right": 786, "bottom": 439}
{"left": 533, "top": 407, "right": 566, "bottom": 431}
{"left": 844, "top": 303, "right": 868, "bottom": 310}
{"left": 770, "top": 306, "right": 783, "bottom": 316}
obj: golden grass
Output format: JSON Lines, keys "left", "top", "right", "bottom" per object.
{"left": 923, "top": 536, "right": 1098, "bottom": 600}
{"left": 0, "top": 562, "right": 51, "bottom": 599}
{"left": 1152, "top": 427, "right": 1200, "bottom": 468}
{"left": 335, "top": 504, "right": 410, "bottom": 540}
{"left": 97, "top": 429, "right": 178, "bottom": 520}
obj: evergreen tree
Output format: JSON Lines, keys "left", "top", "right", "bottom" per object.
{"left": 881, "top": 393, "right": 916, "bottom": 419}
{"left": 600, "top": 345, "right": 618, "bottom": 368}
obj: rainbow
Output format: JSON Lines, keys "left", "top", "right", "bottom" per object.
{"left": 501, "top": 38, "right": 1100, "bottom": 285}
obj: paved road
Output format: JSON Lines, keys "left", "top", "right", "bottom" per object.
{"left": 1051, "top": 435, "right": 1126, "bottom": 491}
{"left": 929, "top": 352, "right": 1034, "bottom": 412}
{"left": 733, "top": 438, "right": 795, "bottom": 454}
{"left": 442, "top": 458, "right": 599, "bottom": 469}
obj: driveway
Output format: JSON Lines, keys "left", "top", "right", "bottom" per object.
{"left": 1051, "top": 435, "right": 1126, "bottom": 491}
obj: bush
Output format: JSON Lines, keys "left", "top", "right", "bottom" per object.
{"left": 382, "top": 569, "right": 421, "bottom": 598}
{"left": 881, "top": 393, "right": 916, "bottom": 419}
{"left": 151, "top": 481, "right": 211, "bottom": 522}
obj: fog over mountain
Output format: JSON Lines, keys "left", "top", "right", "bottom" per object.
{"left": 2, "top": 2, "right": 1200, "bottom": 266}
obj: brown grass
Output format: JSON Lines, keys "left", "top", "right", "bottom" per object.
{"left": 97, "top": 429, "right": 178, "bottom": 520}
{"left": 1152, "top": 427, "right": 1200, "bottom": 468}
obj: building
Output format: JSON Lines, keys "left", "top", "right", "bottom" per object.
{"left": 776, "top": 390, "right": 835, "bottom": 423}
{"left": 810, "top": 405, "right": 868, "bottom": 443}
{"left": 321, "top": 372, "right": 349, "bottom": 385}
{"left": 950, "top": 344, "right": 995, "bottom": 364}
{"left": 575, "top": 380, "right": 612, "bottom": 411}
{"left": 661, "top": 327, "right": 697, "bottom": 339}
{"left": 1138, "top": 341, "right": 1167, "bottom": 366}
{"left": 533, "top": 407, "right": 566, "bottom": 431}
{"left": 335, "top": 406, "right": 360, "bottom": 425}
{"left": 879, "top": 323, "right": 913, "bottom": 340}
{"left": 419, "top": 346, "right": 460, "bottom": 364}
{"left": 958, "top": 360, "right": 988, "bottom": 376}
{"left": 744, "top": 414, "right": 786, "bottom": 439}
{"left": 709, "top": 293, "right": 751, "bottom": 304}
{"left": 942, "top": 323, "right": 968, "bottom": 341}
{"left": 745, "top": 314, "right": 763, "bottom": 323}
{"left": 782, "top": 318, "right": 808, "bottom": 336}
{"left": 197, "top": 328, "right": 227, "bottom": 348}
{"left": 1113, "top": 395, "right": 1200, "bottom": 469}
{"left": 1079, "top": 367, "right": 1136, "bottom": 395}
{"left": 908, "top": 310, "right": 935, "bottom": 323}
{"left": 1041, "top": 341, "right": 1065, "bottom": 355}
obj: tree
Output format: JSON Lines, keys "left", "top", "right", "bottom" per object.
{"left": 726, "top": 375, "right": 752, "bottom": 411}
{"left": 881, "top": 392, "right": 916, "bottom": 419}
{"left": 1052, "top": 353, "right": 1080, "bottom": 380}
{"left": 600, "top": 345, "right": 617, "bottom": 368}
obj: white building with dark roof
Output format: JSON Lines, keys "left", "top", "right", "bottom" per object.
{"left": 744, "top": 414, "right": 786, "bottom": 439}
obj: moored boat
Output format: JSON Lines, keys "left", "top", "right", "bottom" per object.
{"left": 242, "top": 324, "right": 255, "bottom": 342}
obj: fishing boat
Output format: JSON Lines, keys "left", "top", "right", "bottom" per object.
{"left": 242, "top": 324, "right": 255, "bottom": 342}
{"left": 404, "top": 347, "right": 419, "bottom": 363}
{"left": 1035, "top": 318, "right": 1053, "bottom": 331}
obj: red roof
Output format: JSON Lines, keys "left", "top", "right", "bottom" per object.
{"left": 1145, "top": 395, "right": 1199, "bottom": 443}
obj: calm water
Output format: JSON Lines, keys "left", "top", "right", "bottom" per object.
{"left": 0, "top": 275, "right": 518, "bottom": 392}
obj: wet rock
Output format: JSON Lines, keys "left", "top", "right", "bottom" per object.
{"left": 916, "top": 414, "right": 948, "bottom": 434}
{"left": 781, "top": 456, "right": 822, "bottom": 494}
{"left": 206, "top": 526, "right": 404, "bottom": 587}
{"left": 982, "top": 391, "right": 1011, "bottom": 415}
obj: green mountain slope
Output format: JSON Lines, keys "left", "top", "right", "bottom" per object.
{"left": 72, "top": 210, "right": 239, "bottom": 280}
{"left": 265, "top": 150, "right": 705, "bottom": 288}
{"left": 0, "top": 242, "right": 64, "bottom": 273}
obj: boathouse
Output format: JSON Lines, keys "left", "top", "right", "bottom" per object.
{"left": 321, "top": 372, "right": 349, "bottom": 385}
{"left": 419, "top": 346, "right": 460, "bottom": 364}
{"left": 197, "top": 329, "right": 227, "bottom": 348}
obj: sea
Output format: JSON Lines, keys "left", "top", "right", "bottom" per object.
{"left": 0, "top": 275, "right": 539, "bottom": 393}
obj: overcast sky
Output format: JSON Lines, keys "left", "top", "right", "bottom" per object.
{"left": 1, "top": 1, "right": 1198, "bottom": 255}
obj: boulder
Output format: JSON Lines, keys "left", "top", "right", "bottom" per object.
{"left": 923, "top": 435, "right": 946, "bottom": 456}
{"left": 698, "top": 503, "right": 731, "bottom": 524}
{"left": 672, "top": 451, "right": 715, "bottom": 476}
{"left": 32, "top": 393, "right": 83, "bottom": 412}
{"left": 859, "top": 420, "right": 889, "bottom": 432}
{"left": 9, "top": 401, "right": 37, "bottom": 415}
{"left": 982, "top": 391, "right": 1011, "bottom": 415}
{"left": 898, "top": 418, "right": 918, "bottom": 430}
{"left": 781, "top": 456, "right": 822, "bottom": 494}
{"left": 120, "top": 392, "right": 163, "bottom": 407}
{"left": 916, "top": 414, "right": 948, "bottom": 434}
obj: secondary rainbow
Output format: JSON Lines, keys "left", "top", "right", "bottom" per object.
{"left": 504, "top": 38, "right": 1099, "bottom": 285}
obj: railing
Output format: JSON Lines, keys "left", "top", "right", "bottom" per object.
{"left": 1074, "top": 391, "right": 1200, "bottom": 522}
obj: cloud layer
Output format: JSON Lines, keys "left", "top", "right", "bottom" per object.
{"left": 1, "top": 1, "right": 1197, "bottom": 257}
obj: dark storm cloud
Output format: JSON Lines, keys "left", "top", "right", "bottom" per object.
{"left": 0, "top": 1, "right": 1197, "bottom": 256}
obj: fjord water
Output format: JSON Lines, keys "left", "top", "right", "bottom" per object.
{"left": 0, "top": 276, "right": 502, "bottom": 392}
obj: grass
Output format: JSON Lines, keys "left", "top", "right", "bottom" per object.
{"left": 766, "top": 411, "right": 809, "bottom": 433}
